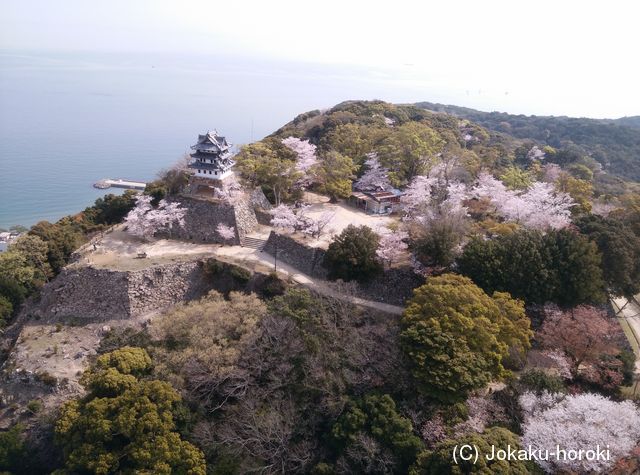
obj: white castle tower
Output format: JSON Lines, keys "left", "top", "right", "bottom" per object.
{"left": 188, "top": 130, "right": 235, "bottom": 181}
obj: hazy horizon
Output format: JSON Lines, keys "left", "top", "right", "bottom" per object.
{"left": 2, "top": 0, "right": 639, "bottom": 119}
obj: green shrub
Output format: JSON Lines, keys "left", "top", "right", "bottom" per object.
{"left": 325, "top": 225, "right": 382, "bottom": 282}
{"left": 36, "top": 371, "right": 57, "bottom": 386}
{"left": 0, "top": 424, "right": 25, "bottom": 471}
{"left": 26, "top": 399, "right": 43, "bottom": 414}
{"left": 203, "top": 258, "right": 225, "bottom": 276}
{"left": 619, "top": 350, "right": 637, "bottom": 386}
{"left": 0, "top": 296, "right": 13, "bottom": 327}
{"left": 229, "top": 266, "right": 251, "bottom": 284}
{"left": 519, "top": 369, "right": 567, "bottom": 394}
{"left": 258, "top": 272, "right": 286, "bottom": 298}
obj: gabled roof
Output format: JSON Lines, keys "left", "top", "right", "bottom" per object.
{"left": 191, "top": 130, "right": 232, "bottom": 153}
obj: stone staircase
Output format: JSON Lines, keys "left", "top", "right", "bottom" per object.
{"left": 241, "top": 236, "right": 267, "bottom": 251}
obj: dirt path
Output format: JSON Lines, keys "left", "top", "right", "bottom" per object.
{"left": 216, "top": 237, "right": 404, "bottom": 315}
{"left": 81, "top": 227, "right": 405, "bottom": 316}
{"left": 612, "top": 296, "right": 640, "bottom": 376}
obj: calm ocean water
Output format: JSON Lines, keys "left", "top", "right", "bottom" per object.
{"left": 0, "top": 51, "right": 495, "bottom": 229}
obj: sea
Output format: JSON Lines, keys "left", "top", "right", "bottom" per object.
{"left": 0, "top": 50, "right": 511, "bottom": 229}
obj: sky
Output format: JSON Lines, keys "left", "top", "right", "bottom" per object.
{"left": 1, "top": 0, "right": 639, "bottom": 118}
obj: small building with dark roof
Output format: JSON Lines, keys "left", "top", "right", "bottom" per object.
{"left": 349, "top": 189, "right": 403, "bottom": 214}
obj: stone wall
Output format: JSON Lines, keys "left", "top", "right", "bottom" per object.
{"left": 263, "top": 232, "right": 423, "bottom": 306}
{"left": 25, "top": 261, "right": 212, "bottom": 322}
{"left": 165, "top": 195, "right": 240, "bottom": 244}
{"left": 232, "top": 198, "right": 258, "bottom": 240}
{"left": 161, "top": 194, "right": 262, "bottom": 244}
{"left": 255, "top": 208, "right": 273, "bottom": 226}
{"left": 126, "top": 261, "right": 208, "bottom": 317}
{"left": 249, "top": 187, "right": 272, "bottom": 210}
{"left": 333, "top": 267, "right": 424, "bottom": 306}
{"left": 263, "top": 232, "right": 328, "bottom": 278}
{"left": 30, "top": 267, "right": 131, "bottom": 320}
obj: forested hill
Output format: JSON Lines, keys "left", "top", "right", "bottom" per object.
{"left": 415, "top": 101, "right": 640, "bottom": 181}
{"left": 614, "top": 116, "right": 640, "bottom": 129}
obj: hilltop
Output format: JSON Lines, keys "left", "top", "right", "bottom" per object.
{"left": 416, "top": 101, "right": 640, "bottom": 182}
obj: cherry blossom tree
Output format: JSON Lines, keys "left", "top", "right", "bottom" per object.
{"left": 518, "top": 182, "right": 574, "bottom": 229}
{"left": 542, "top": 163, "right": 562, "bottom": 183}
{"left": 376, "top": 229, "right": 409, "bottom": 268}
{"left": 124, "top": 195, "right": 186, "bottom": 240}
{"left": 216, "top": 223, "right": 236, "bottom": 242}
{"left": 400, "top": 175, "right": 439, "bottom": 221}
{"left": 470, "top": 172, "right": 574, "bottom": 230}
{"left": 214, "top": 175, "right": 243, "bottom": 203}
{"left": 270, "top": 204, "right": 299, "bottom": 232}
{"left": 270, "top": 204, "right": 334, "bottom": 239}
{"left": 353, "top": 154, "right": 391, "bottom": 192}
{"left": 520, "top": 391, "right": 640, "bottom": 473}
{"left": 527, "top": 145, "right": 546, "bottom": 161}
{"left": 401, "top": 163, "right": 469, "bottom": 224}
{"left": 282, "top": 137, "right": 318, "bottom": 188}
{"left": 298, "top": 211, "right": 335, "bottom": 239}
{"left": 538, "top": 305, "right": 620, "bottom": 379}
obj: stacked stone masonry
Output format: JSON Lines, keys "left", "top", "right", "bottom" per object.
{"left": 26, "top": 261, "right": 210, "bottom": 321}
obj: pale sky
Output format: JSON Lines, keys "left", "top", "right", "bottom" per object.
{"left": 1, "top": 0, "right": 639, "bottom": 118}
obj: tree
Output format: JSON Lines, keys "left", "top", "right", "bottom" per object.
{"left": 297, "top": 210, "right": 335, "bottom": 239}
{"left": 324, "top": 225, "right": 382, "bottom": 282}
{"left": 0, "top": 424, "right": 26, "bottom": 473}
{"left": 216, "top": 223, "right": 236, "bottom": 242}
{"left": 316, "top": 151, "right": 357, "bottom": 201}
{"left": 520, "top": 392, "right": 640, "bottom": 473}
{"left": 353, "top": 154, "right": 392, "bottom": 192}
{"left": 411, "top": 427, "right": 531, "bottom": 474}
{"left": 83, "top": 191, "right": 138, "bottom": 225}
{"left": 270, "top": 204, "right": 299, "bottom": 232}
{"left": 0, "top": 295, "right": 13, "bottom": 327}
{"left": 376, "top": 229, "right": 408, "bottom": 268}
{"left": 499, "top": 166, "right": 533, "bottom": 190}
{"left": 151, "top": 292, "right": 266, "bottom": 410}
{"left": 0, "top": 251, "right": 35, "bottom": 288}
{"left": 235, "top": 141, "right": 301, "bottom": 205}
{"left": 545, "top": 229, "right": 606, "bottom": 306}
{"left": 321, "top": 122, "right": 386, "bottom": 166}
{"left": 538, "top": 305, "right": 621, "bottom": 380}
{"left": 124, "top": 195, "right": 186, "bottom": 240}
{"left": 556, "top": 172, "right": 593, "bottom": 214}
{"left": 400, "top": 274, "right": 532, "bottom": 403}
{"left": 331, "top": 394, "right": 423, "bottom": 473}
{"left": 281, "top": 136, "right": 318, "bottom": 188}
{"left": 411, "top": 214, "right": 468, "bottom": 268}
{"left": 576, "top": 214, "right": 640, "bottom": 298}
{"left": 9, "top": 234, "right": 52, "bottom": 284}
{"left": 471, "top": 173, "right": 575, "bottom": 230}
{"left": 29, "top": 220, "right": 84, "bottom": 274}
{"left": 457, "top": 229, "right": 605, "bottom": 306}
{"left": 379, "top": 122, "right": 444, "bottom": 185}
{"left": 55, "top": 347, "right": 206, "bottom": 474}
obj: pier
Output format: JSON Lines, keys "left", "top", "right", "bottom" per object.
{"left": 94, "top": 178, "right": 147, "bottom": 191}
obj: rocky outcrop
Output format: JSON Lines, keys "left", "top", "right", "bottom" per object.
{"left": 24, "top": 261, "right": 211, "bottom": 322}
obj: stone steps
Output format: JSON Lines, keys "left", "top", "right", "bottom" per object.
{"left": 242, "top": 236, "right": 267, "bottom": 251}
